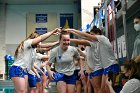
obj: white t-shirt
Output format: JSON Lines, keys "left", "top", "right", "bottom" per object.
{"left": 48, "top": 46, "right": 80, "bottom": 76}
{"left": 34, "top": 52, "right": 45, "bottom": 68}
{"left": 12, "top": 39, "right": 36, "bottom": 70}
{"left": 96, "top": 35, "right": 117, "bottom": 68}
{"left": 120, "top": 78, "right": 140, "bottom": 93}
{"left": 34, "top": 52, "right": 48, "bottom": 72}
{"left": 85, "top": 41, "right": 102, "bottom": 72}
{"left": 28, "top": 52, "right": 45, "bottom": 75}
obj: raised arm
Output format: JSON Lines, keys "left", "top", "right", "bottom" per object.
{"left": 32, "top": 28, "right": 61, "bottom": 45}
{"left": 39, "top": 41, "right": 59, "bottom": 48}
{"left": 65, "top": 29, "right": 98, "bottom": 41}
{"left": 70, "top": 39, "right": 90, "bottom": 46}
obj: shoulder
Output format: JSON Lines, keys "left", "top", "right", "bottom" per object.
{"left": 50, "top": 46, "right": 59, "bottom": 53}
{"left": 96, "top": 35, "right": 107, "bottom": 41}
{"left": 24, "top": 39, "right": 33, "bottom": 45}
{"left": 128, "top": 78, "right": 140, "bottom": 85}
{"left": 68, "top": 46, "right": 77, "bottom": 51}
{"left": 24, "top": 39, "right": 34, "bottom": 48}
{"left": 121, "top": 79, "right": 140, "bottom": 93}
{"left": 127, "top": 78, "right": 140, "bottom": 84}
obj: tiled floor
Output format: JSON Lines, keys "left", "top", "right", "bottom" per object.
{"left": 0, "top": 81, "right": 85, "bottom": 93}
{"left": 0, "top": 82, "right": 57, "bottom": 93}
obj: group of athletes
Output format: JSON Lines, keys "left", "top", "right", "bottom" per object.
{"left": 8, "top": 26, "right": 120, "bottom": 93}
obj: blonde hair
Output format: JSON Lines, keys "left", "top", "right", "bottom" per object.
{"left": 14, "top": 31, "right": 39, "bottom": 58}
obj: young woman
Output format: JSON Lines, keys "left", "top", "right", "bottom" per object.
{"left": 63, "top": 28, "right": 103, "bottom": 93}
{"left": 9, "top": 28, "right": 60, "bottom": 93}
{"left": 76, "top": 46, "right": 88, "bottom": 93}
{"left": 106, "top": 55, "right": 140, "bottom": 93}
{"left": 64, "top": 27, "right": 120, "bottom": 93}
{"left": 46, "top": 31, "right": 81, "bottom": 93}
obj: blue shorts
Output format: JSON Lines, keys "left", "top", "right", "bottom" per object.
{"left": 36, "top": 76, "right": 42, "bottom": 82}
{"left": 57, "top": 71, "right": 77, "bottom": 84}
{"left": 75, "top": 70, "right": 88, "bottom": 80}
{"left": 9, "top": 66, "right": 25, "bottom": 79}
{"left": 75, "top": 70, "right": 80, "bottom": 80}
{"left": 41, "top": 68, "right": 45, "bottom": 72}
{"left": 103, "top": 64, "right": 120, "bottom": 75}
{"left": 23, "top": 69, "right": 28, "bottom": 76}
{"left": 28, "top": 73, "right": 37, "bottom": 87}
{"left": 89, "top": 69, "right": 104, "bottom": 79}
{"left": 46, "top": 72, "right": 48, "bottom": 76}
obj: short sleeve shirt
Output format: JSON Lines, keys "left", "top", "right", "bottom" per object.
{"left": 96, "top": 35, "right": 117, "bottom": 68}
{"left": 48, "top": 46, "right": 80, "bottom": 76}
{"left": 85, "top": 41, "right": 102, "bottom": 72}
{"left": 12, "top": 39, "right": 36, "bottom": 70}
{"left": 120, "top": 79, "right": 140, "bottom": 93}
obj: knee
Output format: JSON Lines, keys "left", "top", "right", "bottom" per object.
{"left": 94, "top": 84, "right": 101, "bottom": 89}
{"left": 17, "top": 89, "right": 26, "bottom": 93}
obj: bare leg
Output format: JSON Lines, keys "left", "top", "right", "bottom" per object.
{"left": 12, "top": 77, "right": 26, "bottom": 93}
{"left": 90, "top": 75, "right": 102, "bottom": 93}
{"left": 57, "top": 81, "right": 67, "bottom": 93}
{"left": 67, "top": 84, "right": 76, "bottom": 93}
{"left": 75, "top": 80, "right": 82, "bottom": 93}
{"left": 81, "top": 76, "right": 88, "bottom": 93}
{"left": 87, "top": 76, "right": 93, "bottom": 93}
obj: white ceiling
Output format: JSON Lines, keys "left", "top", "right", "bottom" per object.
{"left": 0, "top": 0, "right": 79, "bottom": 5}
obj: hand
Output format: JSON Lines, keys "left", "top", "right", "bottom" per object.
{"left": 79, "top": 70, "right": 85, "bottom": 80}
{"left": 52, "top": 32, "right": 60, "bottom": 35}
{"left": 52, "top": 27, "right": 62, "bottom": 35}
{"left": 64, "top": 28, "right": 75, "bottom": 33}
{"left": 48, "top": 70, "right": 55, "bottom": 80}
{"left": 54, "top": 27, "right": 62, "bottom": 33}
{"left": 86, "top": 66, "right": 91, "bottom": 74}
{"left": 106, "top": 77, "right": 113, "bottom": 86}
{"left": 37, "top": 74, "right": 41, "bottom": 79}
{"left": 42, "top": 72, "right": 46, "bottom": 76}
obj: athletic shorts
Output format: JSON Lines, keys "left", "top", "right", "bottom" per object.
{"left": 28, "top": 73, "right": 36, "bottom": 88}
{"left": 56, "top": 71, "right": 77, "bottom": 84}
{"left": 75, "top": 70, "right": 80, "bottom": 80}
{"left": 75, "top": 70, "right": 88, "bottom": 81}
{"left": 46, "top": 72, "right": 48, "bottom": 76}
{"left": 23, "top": 69, "right": 28, "bottom": 76}
{"left": 89, "top": 69, "right": 104, "bottom": 79}
{"left": 36, "top": 76, "right": 42, "bottom": 82}
{"left": 9, "top": 66, "right": 25, "bottom": 79}
{"left": 103, "top": 64, "right": 120, "bottom": 75}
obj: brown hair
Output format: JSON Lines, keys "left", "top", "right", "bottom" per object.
{"left": 90, "top": 26, "right": 102, "bottom": 35}
{"left": 124, "top": 59, "right": 140, "bottom": 79}
{"left": 14, "top": 31, "right": 39, "bottom": 58}
{"left": 59, "top": 30, "right": 70, "bottom": 40}
{"left": 134, "top": 15, "right": 140, "bottom": 20}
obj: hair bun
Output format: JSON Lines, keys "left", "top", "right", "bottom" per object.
{"left": 92, "top": 25, "right": 97, "bottom": 29}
